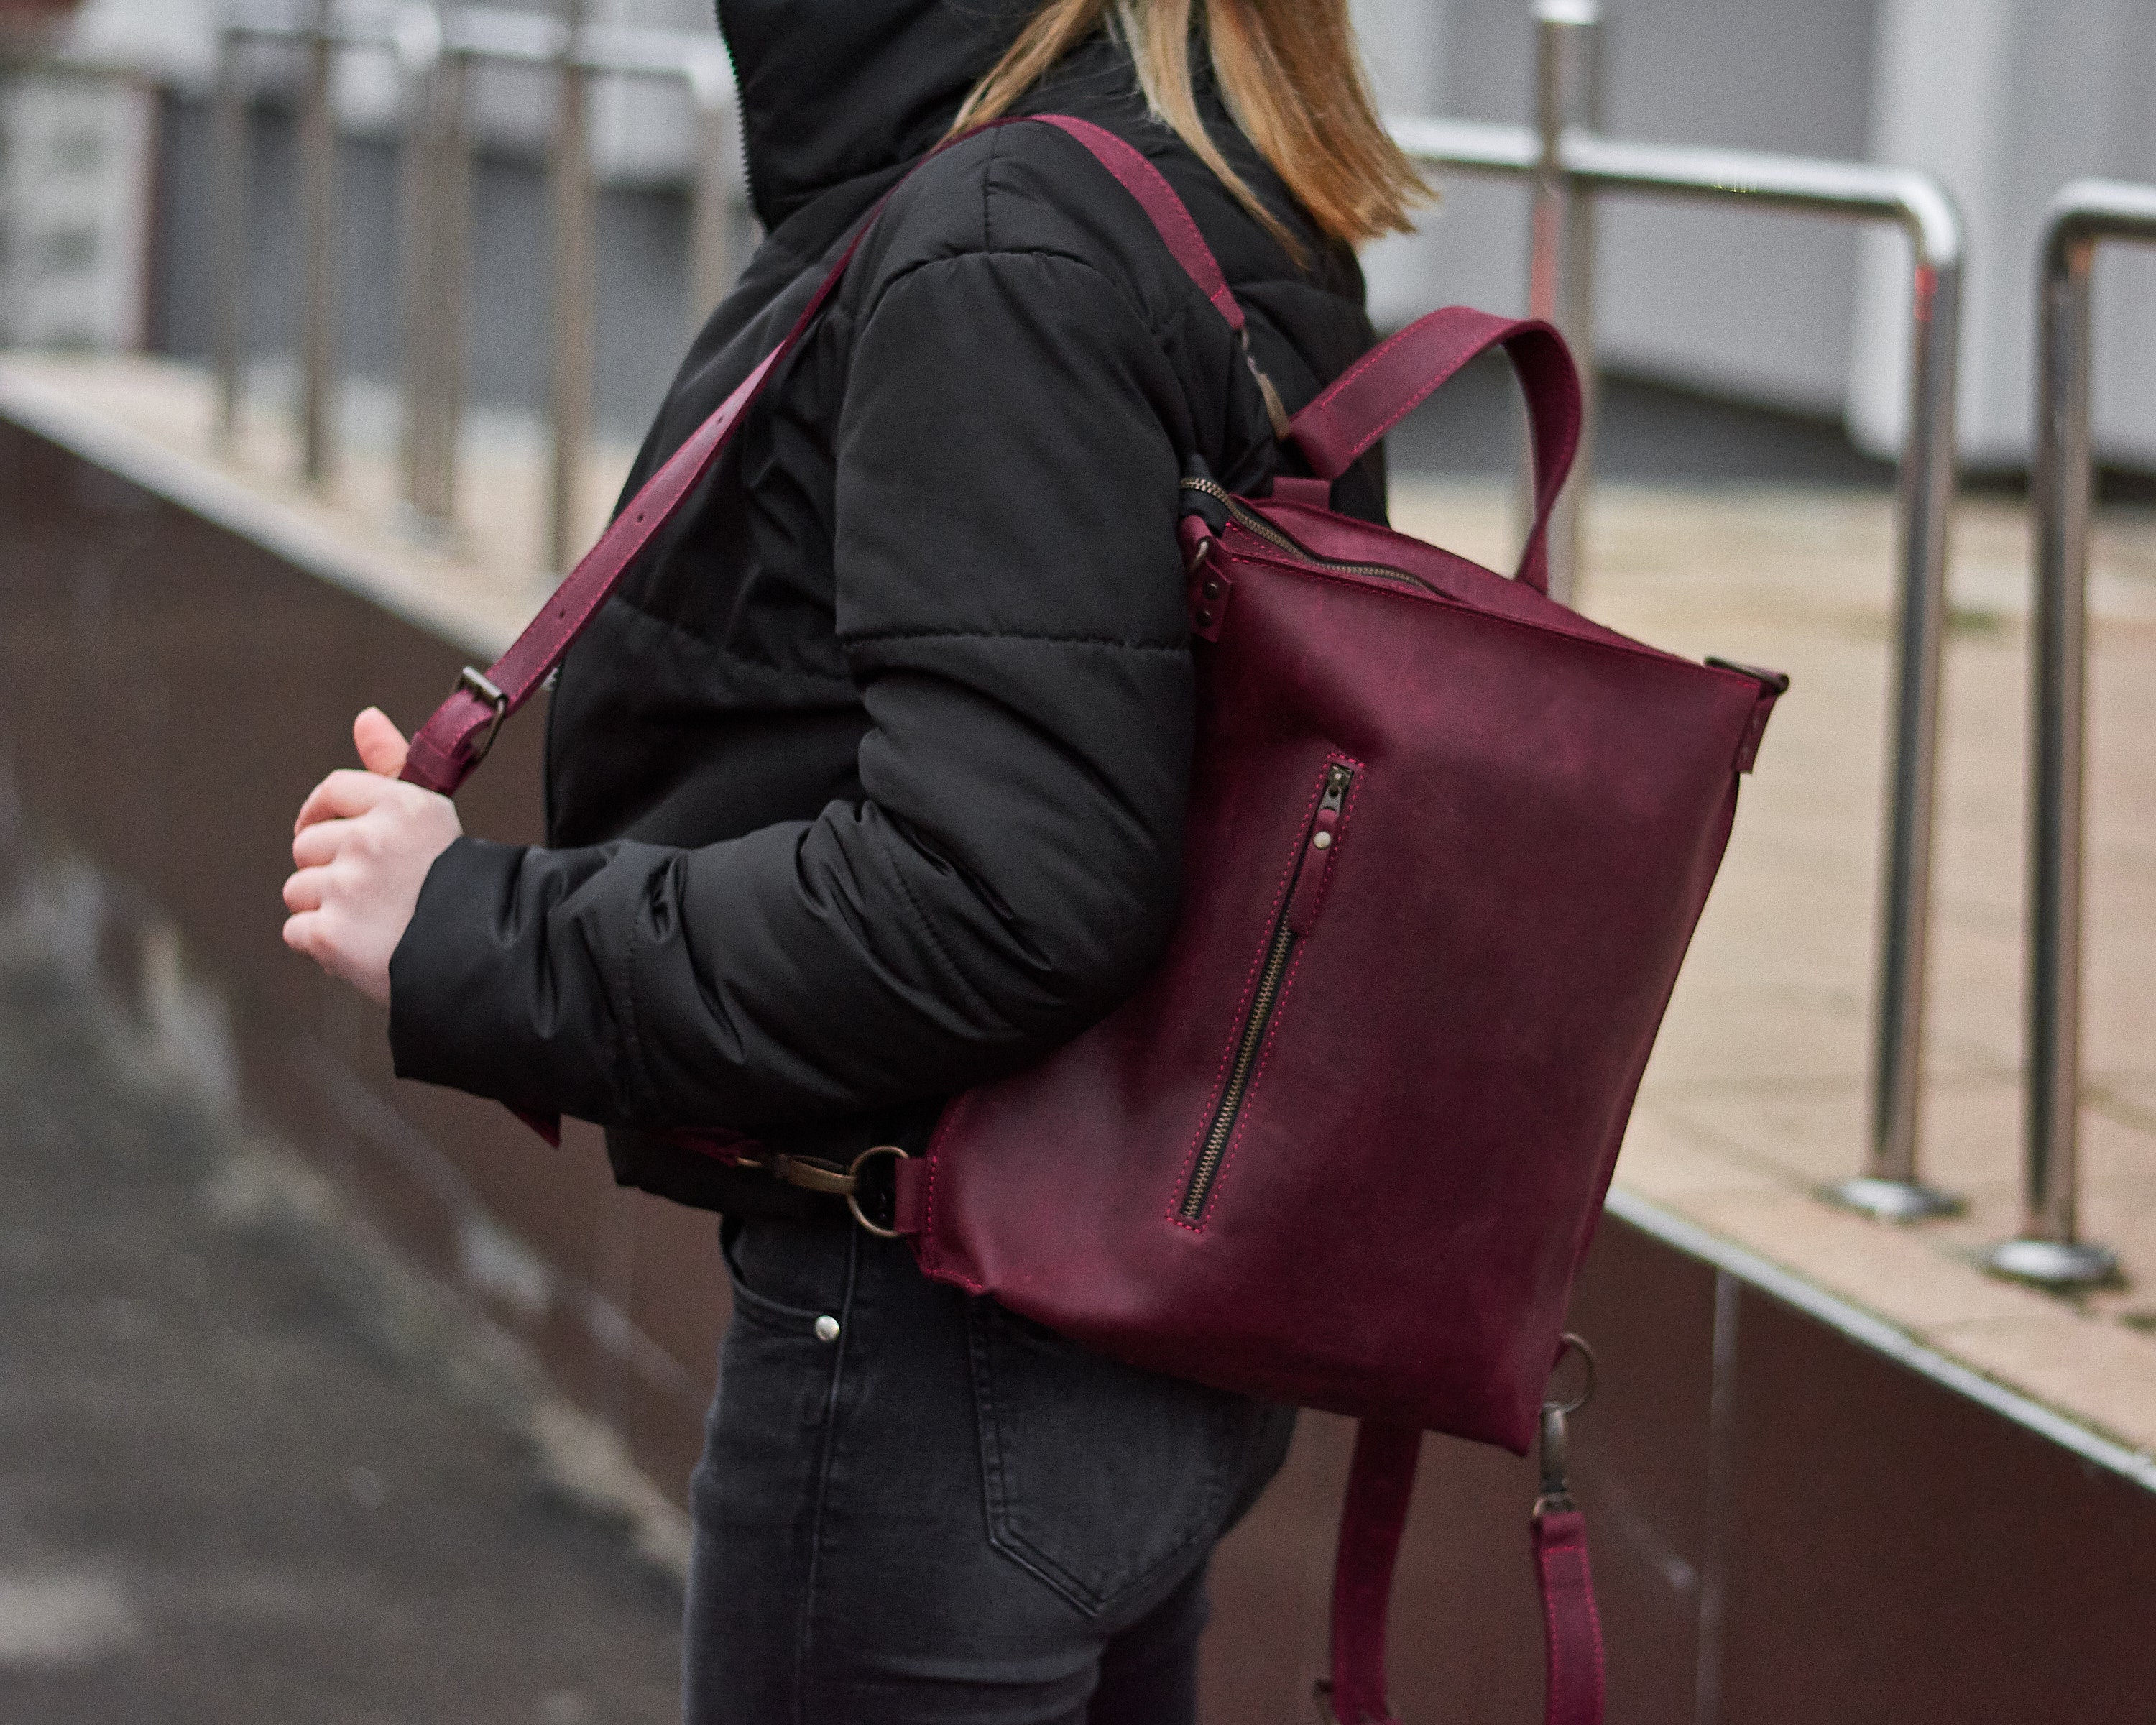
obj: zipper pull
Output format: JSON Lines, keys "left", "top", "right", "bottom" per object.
{"left": 1286, "top": 764, "right": 1354, "bottom": 937}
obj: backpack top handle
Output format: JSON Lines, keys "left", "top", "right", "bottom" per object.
{"left": 1289, "top": 308, "right": 1583, "bottom": 594}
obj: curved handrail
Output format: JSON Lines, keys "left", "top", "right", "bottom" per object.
{"left": 1991, "top": 178, "right": 2156, "bottom": 1288}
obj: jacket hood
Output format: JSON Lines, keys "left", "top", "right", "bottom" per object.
{"left": 717, "top": 0, "right": 1033, "bottom": 231}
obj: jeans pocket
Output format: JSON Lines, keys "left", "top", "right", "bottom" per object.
{"left": 967, "top": 1300, "right": 1259, "bottom": 1618}
{"left": 721, "top": 1217, "right": 847, "bottom": 1336}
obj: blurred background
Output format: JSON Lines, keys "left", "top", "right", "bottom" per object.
{"left": 1, "top": 2, "right": 2154, "bottom": 1721}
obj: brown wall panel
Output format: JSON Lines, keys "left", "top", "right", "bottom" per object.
{"left": 1721, "top": 1288, "right": 2156, "bottom": 1724}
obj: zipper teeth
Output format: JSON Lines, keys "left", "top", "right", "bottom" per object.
{"left": 1180, "top": 922, "right": 1296, "bottom": 1223}
{"left": 1178, "top": 763, "right": 1353, "bottom": 1225}
{"left": 1179, "top": 477, "right": 1434, "bottom": 592}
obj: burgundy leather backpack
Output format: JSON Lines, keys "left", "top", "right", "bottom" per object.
{"left": 404, "top": 115, "right": 1784, "bottom": 1725}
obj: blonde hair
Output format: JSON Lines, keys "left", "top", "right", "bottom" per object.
{"left": 952, "top": 0, "right": 1428, "bottom": 254}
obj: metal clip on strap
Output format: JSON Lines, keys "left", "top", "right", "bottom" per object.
{"left": 763, "top": 1146, "right": 911, "bottom": 1239}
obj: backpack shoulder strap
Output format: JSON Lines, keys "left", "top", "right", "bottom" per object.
{"left": 400, "top": 112, "right": 1263, "bottom": 799}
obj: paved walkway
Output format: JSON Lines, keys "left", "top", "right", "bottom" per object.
{"left": 0, "top": 954, "right": 684, "bottom": 1725}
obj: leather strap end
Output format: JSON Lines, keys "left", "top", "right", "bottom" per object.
{"left": 400, "top": 685, "right": 499, "bottom": 796}
{"left": 400, "top": 727, "right": 469, "bottom": 796}
{"left": 1291, "top": 407, "right": 1360, "bottom": 484}
{"left": 1268, "top": 475, "right": 1333, "bottom": 510}
{"left": 891, "top": 1155, "right": 928, "bottom": 1236}
{"left": 1531, "top": 1507, "right": 1607, "bottom": 1725}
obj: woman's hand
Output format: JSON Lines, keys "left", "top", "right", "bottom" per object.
{"left": 282, "top": 708, "right": 462, "bottom": 1006}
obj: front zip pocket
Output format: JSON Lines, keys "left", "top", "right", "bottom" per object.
{"left": 1177, "top": 759, "right": 1358, "bottom": 1225}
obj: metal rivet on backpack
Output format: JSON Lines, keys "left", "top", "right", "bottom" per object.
{"left": 1196, "top": 610, "right": 1212, "bottom": 627}
{"left": 1313, "top": 832, "right": 1333, "bottom": 850}
{"left": 1203, "top": 579, "right": 1221, "bottom": 599}
{"left": 814, "top": 1315, "right": 839, "bottom": 1343}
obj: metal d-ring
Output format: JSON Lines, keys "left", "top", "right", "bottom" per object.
{"left": 1544, "top": 1331, "right": 1597, "bottom": 1416}
{"left": 845, "top": 1144, "right": 909, "bottom": 1238}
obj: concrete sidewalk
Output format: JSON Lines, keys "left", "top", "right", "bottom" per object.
{"left": 0, "top": 954, "right": 686, "bottom": 1725}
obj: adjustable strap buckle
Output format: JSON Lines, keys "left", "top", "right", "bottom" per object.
{"left": 456, "top": 666, "right": 510, "bottom": 768}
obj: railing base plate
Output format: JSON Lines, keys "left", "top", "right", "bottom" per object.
{"left": 1984, "top": 1236, "right": 2120, "bottom": 1289}
{"left": 1822, "top": 1176, "right": 1966, "bottom": 1223}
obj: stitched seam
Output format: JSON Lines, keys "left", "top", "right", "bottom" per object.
{"left": 1197, "top": 753, "right": 1363, "bottom": 1223}
{"left": 919, "top": 1092, "right": 964, "bottom": 1279}
{"left": 447, "top": 387, "right": 758, "bottom": 750}
{"left": 919, "top": 1099, "right": 990, "bottom": 1295}
{"left": 1166, "top": 758, "right": 1342, "bottom": 1232}
{"left": 1038, "top": 118, "right": 1241, "bottom": 328}
{"left": 1292, "top": 753, "right": 1362, "bottom": 932}
{"left": 843, "top": 627, "right": 1188, "bottom": 653}
{"left": 1545, "top": 1550, "right": 1565, "bottom": 1725}
{"left": 971, "top": 1309, "right": 1109, "bottom": 1611}
{"left": 601, "top": 597, "right": 857, "bottom": 692}
{"left": 793, "top": 1225, "right": 859, "bottom": 1725}
{"left": 1310, "top": 310, "right": 1482, "bottom": 428}
{"left": 872, "top": 818, "right": 998, "bottom": 1023}
{"left": 1219, "top": 544, "right": 1718, "bottom": 680}
{"left": 857, "top": 246, "right": 1184, "bottom": 352}
{"left": 969, "top": 1307, "right": 1231, "bottom": 1614}
{"left": 1307, "top": 323, "right": 1582, "bottom": 480}
{"left": 1577, "top": 1542, "right": 1608, "bottom": 1703}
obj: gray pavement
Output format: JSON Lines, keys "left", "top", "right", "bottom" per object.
{"left": 0, "top": 958, "right": 685, "bottom": 1725}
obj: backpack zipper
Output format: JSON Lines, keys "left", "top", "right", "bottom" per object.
{"left": 1179, "top": 760, "right": 1355, "bottom": 1224}
{"left": 1179, "top": 477, "right": 1435, "bottom": 594}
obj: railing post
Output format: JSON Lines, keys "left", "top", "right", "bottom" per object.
{"left": 1827, "top": 198, "right": 1967, "bottom": 1223}
{"left": 212, "top": 24, "right": 248, "bottom": 451}
{"left": 1391, "top": 45, "right": 1975, "bottom": 1225}
{"left": 1986, "top": 181, "right": 2156, "bottom": 1287}
{"left": 1527, "top": 0, "right": 1602, "bottom": 607}
{"left": 296, "top": 0, "right": 338, "bottom": 487}
{"left": 399, "top": 10, "right": 464, "bottom": 537}
{"left": 548, "top": 1, "right": 596, "bottom": 576}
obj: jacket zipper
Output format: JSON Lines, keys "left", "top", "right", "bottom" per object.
{"left": 1179, "top": 476, "right": 1434, "bottom": 593}
{"left": 1178, "top": 761, "right": 1355, "bottom": 1224}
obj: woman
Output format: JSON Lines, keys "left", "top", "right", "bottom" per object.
{"left": 282, "top": 1, "right": 1423, "bottom": 1719}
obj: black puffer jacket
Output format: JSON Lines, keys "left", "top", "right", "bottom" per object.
{"left": 389, "top": 0, "right": 1384, "bottom": 1215}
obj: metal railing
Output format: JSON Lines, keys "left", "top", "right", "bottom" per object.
{"left": 1984, "top": 180, "right": 2156, "bottom": 1289}
{"left": 214, "top": 0, "right": 431, "bottom": 482}
{"left": 1390, "top": 1, "right": 1968, "bottom": 1223}
{"left": 213, "top": 1, "right": 737, "bottom": 560}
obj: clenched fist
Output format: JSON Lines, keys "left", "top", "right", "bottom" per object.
{"left": 282, "top": 707, "right": 462, "bottom": 1006}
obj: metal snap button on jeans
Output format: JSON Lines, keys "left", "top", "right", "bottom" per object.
{"left": 814, "top": 1315, "right": 840, "bottom": 1343}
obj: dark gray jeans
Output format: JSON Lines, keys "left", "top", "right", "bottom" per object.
{"left": 683, "top": 1212, "right": 1294, "bottom": 1725}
